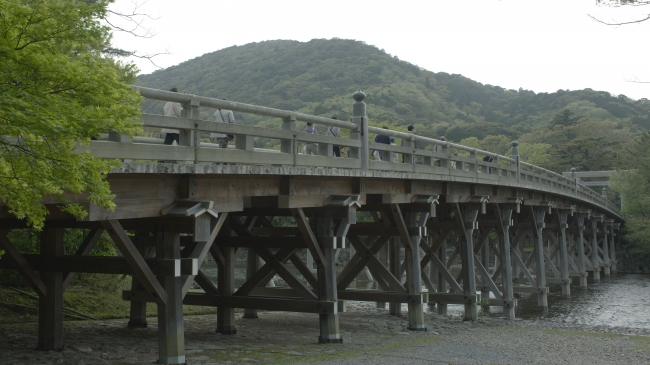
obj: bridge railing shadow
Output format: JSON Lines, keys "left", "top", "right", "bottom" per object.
{"left": 80, "top": 86, "right": 619, "bottom": 215}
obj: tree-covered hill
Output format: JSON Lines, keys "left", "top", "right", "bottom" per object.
{"left": 137, "top": 38, "right": 649, "bottom": 172}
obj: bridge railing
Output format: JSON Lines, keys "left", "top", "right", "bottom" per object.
{"left": 80, "top": 87, "right": 618, "bottom": 215}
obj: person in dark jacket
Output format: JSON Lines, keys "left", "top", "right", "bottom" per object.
{"left": 373, "top": 126, "right": 391, "bottom": 161}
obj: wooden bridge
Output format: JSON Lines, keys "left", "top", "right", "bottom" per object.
{"left": 0, "top": 87, "right": 623, "bottom": 364}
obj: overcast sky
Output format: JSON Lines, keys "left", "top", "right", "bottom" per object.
{"left": 108, "top": 0, "right": 650, "bottom": 100}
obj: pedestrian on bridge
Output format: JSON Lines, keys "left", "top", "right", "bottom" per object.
{"left": 210, "top": 100, "right": 236, "bottom": 149}
{"left": 326, "top": 117, "right": 342, "bottom": 157}
{"left": 162, "top": 87, "right": 183, "bottom": 145}
{"left": 304, "top": 122, "right": 319, "bottom": 155}
{"left": 373, "top": 126, "right": 391, "bottom": 161}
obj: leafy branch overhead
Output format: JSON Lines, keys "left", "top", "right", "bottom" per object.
{"left": 0, "top": 0, "right": 142, "bottom": 228}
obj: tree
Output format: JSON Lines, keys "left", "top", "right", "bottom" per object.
{"left": 0, "top": 0, "right": 142, "bottom": 228}
{"left": 550, "top": 109, "right": 577, "bottom": 128}
{"left": 546, "top": 136, "right": 620, "bottom": 172}
{"left": 612, "top": 132, "right": 650, "bottom": 249}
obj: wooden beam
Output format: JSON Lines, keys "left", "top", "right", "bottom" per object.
{"left": 63, "top": 229, "right": 104, "bottom": 290}
{"left": 291, "top": 208, "right": 326, "bottom": 269}
{"left": 102, "top": 220, "right": 167, "bottom": 305}
{"left": 0, "top": 231, "right": 47, "bottom": 297}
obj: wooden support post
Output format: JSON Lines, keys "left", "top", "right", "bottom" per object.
{"left": 455, "top": 204, "right": 478, "bottom": 321}
{"left": 602, "top": 224, "right": 611, "bottom": 276}
{"left": 217, "top": 246, "right": 236, "bottom": 334}
{"left": 437, "top": 236, "right": 448, "bottom": 315}
{"left": 316, "top": 217, "right": 342, "bottom": 343}
{"left": 556, "top": 210, "right": 571, "bottom": 299}
{"left": 403, "top": 210, "right": 426, "bottom": 331}
{"left": 427, "top": 234, "right": 437, "bottom": 309}
{"left": 495, "top": 205, "right": 515, "bottom": 319}
{"left": 575, "top": 216, "right": 588, "bottom": 289}
{"left": 128, "top": 232, "right": 153, "bottom": 328}
{"left": 609, "top": 228, "right": 617, "bottom": 274}
{"left": 590, "top": 220, "right": 601, "bottom": 282}
{"left": 376, "top": 243, "right": 388, "bottom": 309}
{"left": 480, "top": 233, "right": 491, "bottom": 312}
{"left": 389, "top": 237, "right": 402, "bottom": 316}
{"left": 243, "top": 248, "right": 260, "bottom": 319}
{"left": 156, "top": 232, "right": 185, "bottom": 364}
{"left": 531, "top": 207, "right": 548, "bottom": 311}
{"left": 37, "top": 228, "right": 64, "bottom": 351}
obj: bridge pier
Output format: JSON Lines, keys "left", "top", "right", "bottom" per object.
{"left": 590, "top": 219, "right": 601, "bottom": 282}
{"left": 496, "top": 204, "right": 516, "bottom": 319}
{"left": 530, "top": 207, "right": 548, "bottom": 311}
{"left": 602, "top": 222, "right": 611, "bottom": 277}
{"left": 456, "top": 204, "right": 479, "bottom": 321}
{"left": 555, "top": 209, "right": 571, "bottom": 299}
{"left": 574, "top": 214, "right": 589, "bottom": 290}
{"left": 609, "top": 223, "right": 618, "bottom": 274}
{"left": 37, "top": 227, "right": 64, "bottom": 351}
{"left": 127, "top": 232, "right": 153, "bottom": 328}
{"left": 156, "top": 232, "right": 186, "bottom": 364}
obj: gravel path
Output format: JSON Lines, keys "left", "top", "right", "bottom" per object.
{"left": 0, "top": 301, "right": 648, "bottom": 364}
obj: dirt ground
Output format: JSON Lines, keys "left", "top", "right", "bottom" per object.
{"left": 1, "top": 302, "right": 649, "bottom": 365}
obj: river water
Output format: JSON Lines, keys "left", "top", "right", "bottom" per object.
{"left": 202, "top": 260, "right": 650, "bottom": 331}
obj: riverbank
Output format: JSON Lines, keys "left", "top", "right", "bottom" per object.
{"left": 1, "top": 300, "right": 648, "bottom": 365}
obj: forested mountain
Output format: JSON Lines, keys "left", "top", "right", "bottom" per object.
{"left": 137, "top": 38, "right": 649, "bottom": 173}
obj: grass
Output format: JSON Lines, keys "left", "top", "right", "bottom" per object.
{"left": 0, "top": 284, "right": 215, "bottom": 323}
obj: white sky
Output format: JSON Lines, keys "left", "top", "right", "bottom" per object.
{"left": 108, "top": 0, "right": 650, "bottom": 100}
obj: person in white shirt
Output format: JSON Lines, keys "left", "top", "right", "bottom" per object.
{"left": 162, "top": 88, "right": 183, "bottom": 145}
{"left": 210, "top": 100, "right": 236, "bottom": 149}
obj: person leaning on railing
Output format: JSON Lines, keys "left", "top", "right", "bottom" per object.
{"left": 210, "top": 99, "right": 236, "bottom": 149}
{"left": 162, "top": 87, "right": 183, "bottom": 145}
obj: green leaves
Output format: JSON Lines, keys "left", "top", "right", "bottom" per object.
{"left": 0, "top": 0, "right": 141, "bottom": 228}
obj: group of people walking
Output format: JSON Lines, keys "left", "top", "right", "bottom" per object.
{"left": 160, "top": 88, "right": 494, "bottom": 172}
{"left": 162, "top": 87, "right": 235, "bottom": 150}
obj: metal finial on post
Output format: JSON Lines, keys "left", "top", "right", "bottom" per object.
{"left": 510, "top": 141, "right": 519, "bottom": 156}
{"left": 571, "top": 167, "right": 576, "bottom": 178}
{"left": 510, "top": 141, "right": 520, "bottom": 184}
{"left": 602, "top": 187, "right": 607, "bottom": 199}
{"left": 352, "top": 90, "right": 367, "bottom": 117}
{"left": 350, "top": 90, "right": 369, "bottom": 170}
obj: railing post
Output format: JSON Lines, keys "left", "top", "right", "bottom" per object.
{"left": 571, "top": 167, "right": 577, "bottom": 196}
{"left": 180, "top": 98, "right": 200, "bottom": 164}
{"left": 510, "top": 141, "right": 519, "bottom": 183}
{"left": 281, "top": 114, "right": 296, "bottom": 154}
{"left": 350, "top": 90, "right": 368, "bottom": 170}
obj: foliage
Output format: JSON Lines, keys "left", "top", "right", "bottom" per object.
{"left": 137, "top": 39, "right": 642, "bottom": 174}
{"left": 0, "top": 0, "right": 142, "bottom": 228}
{"left": 612, "top": 132, "right": 650, "bottom": 248}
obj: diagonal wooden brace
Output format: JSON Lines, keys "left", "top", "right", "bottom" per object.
{"left": 102, "top": 220, "right": 167, "bottom": 306}
{"left": 291, "top": 208, "right": 326, "bottom": 269}
{"left": 0, "top": 230, "right": 47, "bottom": 298}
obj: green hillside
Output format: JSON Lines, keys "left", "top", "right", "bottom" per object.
{"left": 137, "top": 38, "right": 648, "bottom": 172}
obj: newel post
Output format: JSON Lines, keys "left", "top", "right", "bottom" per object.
{"left": 510, "top": 141, "right": 520, "bottom": 183}
{"left": 571, "top": 167, "right": 577, "bottom": 196}
{"left": 350, "top": 90, "right": 369, "bottom": 170}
